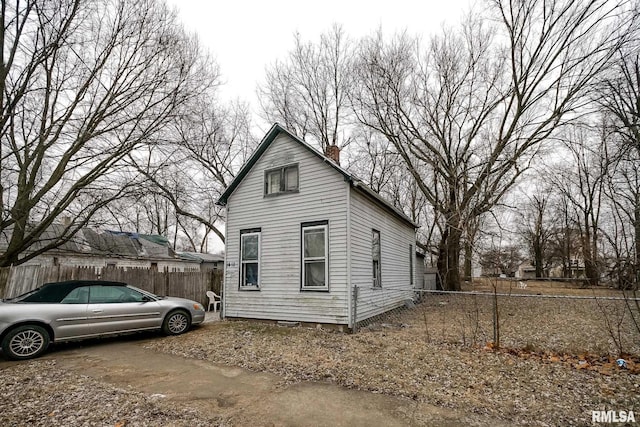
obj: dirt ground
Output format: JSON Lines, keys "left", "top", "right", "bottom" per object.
{"left": 0, "top": 333, "right": 506, "bottom": 426}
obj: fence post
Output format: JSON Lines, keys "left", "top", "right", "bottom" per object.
{"left": 352, "top": 285, "right": 359, "bottom": 333}
{"left": 163, "top": 269, "right": 169, "bottom": 297}
{"left": 492, "top": 284, "right": 500, "bottom": 348}
{"left": 0, "top": 266, "right": 8, "bottom": 298}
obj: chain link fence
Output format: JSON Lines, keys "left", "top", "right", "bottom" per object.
{"left": 353, "top": 284, "right": 640, "bottom": 357}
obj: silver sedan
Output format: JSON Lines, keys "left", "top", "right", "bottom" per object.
{"left": 0, "top": 280, "right": 206, "bottom": 360}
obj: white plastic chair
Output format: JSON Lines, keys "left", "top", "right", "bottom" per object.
{"left": 206, "top": 291, "right": 221, "bottom": 312}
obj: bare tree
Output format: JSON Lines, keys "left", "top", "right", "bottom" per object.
{"left": 599, "top": 49, "right": 640, "bottom": 157}
{"left": 517, "top": 182, "right": 557, "bottom": 278}
{"left": 129, "top": 98, "right": 256, "bottom": 246}
{"left": 602, "top": 146, "right": 639, "bottom": 288}
{"left": 258, "top": 24, "right": 355, "bottom": 152}
{"left": 598, "top": 49, "right": 640, "bottom": 288}
{"left": 347, "top": 129, "right": 400, "bottom": 193}
{"left": 352, "top": 1, "right": 636, "bottom": 290}
{"left": 554, "top": 123, "right": 610, "bottom": 286}
{"left": 479, "top": 244, "right": 524, "bottom": 277}
{"left": 547, "top": 189, "right": 584, "bottom": 278}
{"left": 0, "top": 0, "right": 216, "bottom": 266}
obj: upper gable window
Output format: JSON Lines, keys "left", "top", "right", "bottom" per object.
{"left": 265, "top": 164, "right": 298, "bottom": 196}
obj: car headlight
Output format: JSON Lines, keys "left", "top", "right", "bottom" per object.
{"left": 193, "top": 303, "right": 203, "bottom": 311}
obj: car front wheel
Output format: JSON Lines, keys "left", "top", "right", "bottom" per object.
{"left": 162, "top": 310, "right": 191, "bottom": 335}
{"left": 2, "top": 325, "right": 50, "bottom": 360}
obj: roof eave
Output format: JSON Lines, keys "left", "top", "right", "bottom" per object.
{"left": 351, "top": 181, "right": 419, "bottom": 229}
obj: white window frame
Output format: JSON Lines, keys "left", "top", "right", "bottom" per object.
{"left": 240, "top": 230, "right": 261, "bottom": 290}
{"left": 301, "top": 223, "right": 329, "bottom": 291}
{"left": 264, "top": 164, "right": 299, "bottom": 196}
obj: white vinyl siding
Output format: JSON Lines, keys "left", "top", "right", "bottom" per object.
{"left": 350, "top": 188, "right": 415, "bottom": 323}
{"left": 224, "top": 134, "right": 349, "bottom": 324}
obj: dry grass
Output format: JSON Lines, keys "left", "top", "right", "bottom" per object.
{"left": 146, "top": 282, "right": 640, "bottom": 426}
{"left": 407, "top": 293, "right": 640, "bottom": 356}
{"left": 465, "top": 278, "right": 633, "bottom": 297}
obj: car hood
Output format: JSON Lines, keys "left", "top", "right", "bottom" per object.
{"left": 160, "top": 296, "right": 197, "bottom": 304}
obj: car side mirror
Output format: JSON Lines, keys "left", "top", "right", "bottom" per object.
{"left": 141, "top": 295, "right": 153, "bottom": 302}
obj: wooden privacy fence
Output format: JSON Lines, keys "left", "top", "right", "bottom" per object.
{"left": 0, "top": 265, "right": 222, "bottom": 307}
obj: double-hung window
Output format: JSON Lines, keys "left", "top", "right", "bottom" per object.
{"left": 240, "top": 229, "right": 261, "bottom": 289}
{"left": 301, "top": 222, "right": 328, "bottom": 291}
{"left": 372, "top": 229, "right": 381, "bottom": 288}
{"left": 265, "top": 164, "right": 298, "bottom": 195}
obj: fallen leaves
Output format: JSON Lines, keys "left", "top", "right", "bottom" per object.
{"left": 487, "top": 345, "right": 640, "bottom": 375}
{"left": 146, "top": 320, "right": 640, "bottom": 427}
{"left": 0, "top": 360, "right": 224, "bottom": 426}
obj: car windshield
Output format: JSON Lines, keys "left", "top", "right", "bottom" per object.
{"left": 3, "top": 287, "right": 41, "bottom": 302}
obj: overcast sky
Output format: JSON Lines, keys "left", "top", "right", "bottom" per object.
{"left": 166, "top": 0, "right": 472, "bottom": 252}
{"left": 168, "top": 0, "right": 472, "bottom": 123}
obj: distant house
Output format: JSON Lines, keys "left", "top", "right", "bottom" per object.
{"left": 180, "top": 252, "right": 225, "bottom": 271}
{"left": 516, "top": 262, "right": 537, "bottom": 279}
{"left": 0, "top": 226, "right": 200, "bottom": 272}
{"left": 216, "top": 123, "right": 419, "bottom": 329}
{"left": 549, "top": 259, "right": 586, "bottom": 279}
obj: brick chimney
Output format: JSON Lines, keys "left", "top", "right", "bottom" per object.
{"left": 325, "top": 144, "right": 340, "bottom": 166}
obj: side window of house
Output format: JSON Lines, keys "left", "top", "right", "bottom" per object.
{"left": 265, "top": 164, "right": 298, "bottom": 195}
{"left": 301, "top": 221, "right": 329, "bottom": 291}
{"left": 373, "top": 229, "right": 381, "bottom": 287}
{"left": 240, "top": 229, "right": 261, "bottom": 290}
{"left": 409, "top": 244, "right": 414, "bottom": 287}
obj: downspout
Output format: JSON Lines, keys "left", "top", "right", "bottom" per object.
{"left": 346, "top": 181, "right": 352, "bottom": 329}
{"left": 221, "top": 204, "right": 228, "bottom": 319}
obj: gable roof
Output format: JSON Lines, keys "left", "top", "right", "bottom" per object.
{"left": 217, "top": 123, "right": 418, "bottom": 228}
{"left": 180, "top": 252, "right": 224, "bottom": 262}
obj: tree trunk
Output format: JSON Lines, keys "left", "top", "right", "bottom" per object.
{"left": 437, "top": 226, "right": 462, "bottom": 291}
{"left": 534, "top": 235, "right": 544, "bottom": 278}
{"left": 565, "top": 223, "right": 572, "bottom": 279}
{"left": 464, "top": 240, "right": 473, "bottom": 283}
{"left": 1, "top": 201, "right": 30, "bottom": 267}
{"left": 582, "top": 218, "right": 599, "bottom": 287}
{"left": 635, "top": 196, "right": 640, "bottom": 290}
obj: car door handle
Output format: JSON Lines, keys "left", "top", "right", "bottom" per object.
{"left": 92, "top": 309, "right": 103, "bottom": 313}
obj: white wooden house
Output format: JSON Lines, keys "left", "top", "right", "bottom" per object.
{"left": 217, "top": 124, "right": 418, "bottom": 329}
